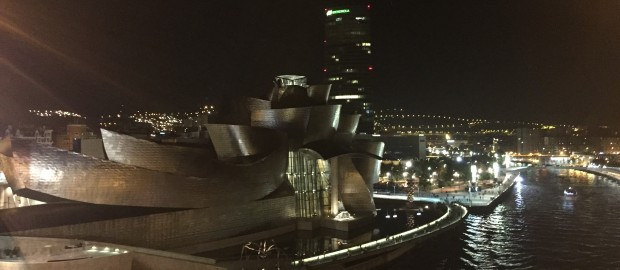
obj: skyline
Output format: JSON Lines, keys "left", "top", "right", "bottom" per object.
{"left": 1, "top": 1, "right": 619, "bottom": 125}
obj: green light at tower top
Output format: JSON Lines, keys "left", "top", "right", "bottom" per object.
{"left": 326, "top": 9, "right": 350, "bottom": 16}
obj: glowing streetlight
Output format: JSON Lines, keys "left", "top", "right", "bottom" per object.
{"left": 471, "top": 165, "right": 477, "bottom": 183}
{"left": 505, "top": 153, "right": 511, "bottom": 168}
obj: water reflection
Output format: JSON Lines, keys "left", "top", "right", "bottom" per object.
{"left": 514, "top": 176, "right": 524, "bottom": 210}
{"left": 386, "top": 168, "right": 620, "bottom": 269}
{"left": 562, "top": 197, "right": 575, "bottom": 213}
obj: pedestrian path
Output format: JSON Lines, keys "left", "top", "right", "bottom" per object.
{"left": 374, "top": 168, "right": 524, "bottom": 209}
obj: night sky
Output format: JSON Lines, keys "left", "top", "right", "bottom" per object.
{"left": 1, "top": 1, "right": 619, "bottom": 125}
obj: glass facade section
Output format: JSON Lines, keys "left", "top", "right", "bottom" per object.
{"left": 286, "top": 150, "right": 331, "bottom": 218}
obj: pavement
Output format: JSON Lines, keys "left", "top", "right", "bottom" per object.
{"left": 433, "top": 179, "right": 514, "bottom": 207}
{"left": 374, "top": 168, "right": 524, "bottom": 208}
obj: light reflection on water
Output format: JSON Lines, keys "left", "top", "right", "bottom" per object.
{"left": 514, "top": 179, "right": 524, "bottom": 210}
{"left": 385, "top": 168, "right": 620, "bottom": 269}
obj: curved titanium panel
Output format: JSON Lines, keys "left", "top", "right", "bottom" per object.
{"left": 206, "top": 124, "right": 279, "bottom": 160}
{"left": 352, "top": 140, "right": 385, "bottom": 159}
{"left": 3, "top": 139, "right": 288, "bottom": 208}
{"left": 300, "top": 139, "right": 383, "bottom": 161}
{"left": 307, "top": 84, "right": 331, "bottom": 105}
{"left": 271, "top": 85, "right": 312, "bottom": 108}
{"left": 251, "top": 107, "right": 310, "bottom": 147}
{"left": 7, "top": 196, "right": 296, "bottom": 250}
{"left": 300, "top": 140, "right": 353, "bottom": 160}
{"left": 332, "top": 155, "right": 376, "bottom": 215}
{"left": 242, "top": 97, "right": 271, "bottom": 112}
{"left": 251, "top": 105, "right": 341, "bottom": 147}
{"left": 334, "top": 114, "right": 360, "bottom": 145}
{"left": 0, "top": 153, "right": 22, "bottom": 191}
{"left": 303, "top": 105, "right": 341, "bottom": 145}
{"left": 0, "top": 137, "right": 11, "bottom": 157}
{"left": 0, "top": 202, "right": 177, "bottom": 232}
{"left": 351, "top": 140, "right": 385, "bottom": 191}
{"left": 337, "top": 114, "right": 360, "bottom": 134}
{"left": 101, "top": 129, "right": 216, "bottom": 177}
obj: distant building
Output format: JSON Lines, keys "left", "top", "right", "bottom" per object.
{"left": 35, "top": 129, "right": 54, "bottom": 146}
{"left": 54, "top": 124, "right": 96, "bottom": 152}
{"left": 324, "top": 0, "right": 374, "bottom": 133}
{"left": 365, "top": 134, "right": 426, "bottom": 160}
{"left": 2, "top": 125, "right": 54, "bottom": 146}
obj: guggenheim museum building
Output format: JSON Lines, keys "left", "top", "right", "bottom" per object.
{"left": 0, "top": 76, "right": 384, "bottom": 255}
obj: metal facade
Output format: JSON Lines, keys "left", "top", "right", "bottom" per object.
{"left": 1, "top": 136, "right": 288, "bottom": 208}
{"left": 0, "top": 81, "right": 385, "bottom": 247}
{"left": 101, "top": 129, "right": 215, "bottom": 177}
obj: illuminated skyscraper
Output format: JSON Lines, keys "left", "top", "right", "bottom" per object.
{"left": 324, "top": 1, "right": 374, "bottom": 133}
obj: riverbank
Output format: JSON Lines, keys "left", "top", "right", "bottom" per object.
{"left": 569, "top": 166, "right": 620, "bottom": 182}
{"left": 375, "top": 168, "right": 526, "bottom": 214}
{"left": 388, "top": 165, "right": 620, "bottom": 269}
{"left": 291, "top": 203, "right": 468, "bottom": 269}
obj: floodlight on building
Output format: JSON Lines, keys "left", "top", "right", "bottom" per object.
{"left": 331, "top": 95, "right": 365, "bottom": 100}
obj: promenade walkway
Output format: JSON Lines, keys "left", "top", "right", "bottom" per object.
{"left": 375, "top": 168, "right": 526, "bottom": 210}
{"left": 291, "top": 203, "right": 468, "bottom": 268}
{"left": 569, "top": 166, "right": 620, "bottom": 181}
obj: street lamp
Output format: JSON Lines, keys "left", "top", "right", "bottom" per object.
{"left": 493, "top": 162, "right": 500, "bottom": 179}
{"left": 470, "top": 165, "right": 477, "bottom": 193}
{"left": 470, "top": 165, "right": 477, "bottom": 183}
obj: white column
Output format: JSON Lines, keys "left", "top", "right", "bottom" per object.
{"left": 330, "top": 158, "right": 339, "bottom": 216}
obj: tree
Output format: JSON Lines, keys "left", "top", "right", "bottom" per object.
{"left": 411, "top": 159, "right": 432, "bottom": 190}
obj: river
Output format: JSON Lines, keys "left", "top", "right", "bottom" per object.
{"left": 384, "top": 168, "right": 620, "bottom": 269}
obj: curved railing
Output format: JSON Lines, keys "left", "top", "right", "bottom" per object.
{"left": 291, "top": 203, "right": 468, "bottom": 267}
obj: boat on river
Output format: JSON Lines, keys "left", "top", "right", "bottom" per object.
{"left": 564, "top": 187, "right": 577, "bottom": 196}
